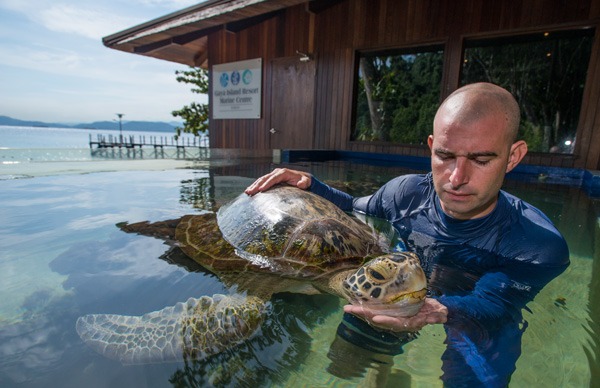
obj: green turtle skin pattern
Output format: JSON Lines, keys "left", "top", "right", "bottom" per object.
{"left": 76, "top": 294, "right": 266, "bottom": 365}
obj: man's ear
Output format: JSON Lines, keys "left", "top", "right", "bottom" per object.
{"left": 427, "top": 135, "right": 434, "bottom": 151}
{"left": 506, "top": 140, "right": 527, "bottom": 173}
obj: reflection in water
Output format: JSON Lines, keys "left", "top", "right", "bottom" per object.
{"left": 327, "top": 312, "right": 414, "bottom": 385}
{"left": 168, "top": 294, "right": 340, "bottom": 387}
{"left": 0, "top": 294, "right": 82, "bottom": 385}
{"left": 179, "top": 176, "right": 217, "bottom": 212}
{"left": 587, "top": 215, "right": 600, "bottom": 384}
{"left": 90, "top": 147, "right": 209, "bottom": 161}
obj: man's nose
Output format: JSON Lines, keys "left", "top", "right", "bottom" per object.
{"left": 449, "top": 158, "right": 469, "bottom": 188}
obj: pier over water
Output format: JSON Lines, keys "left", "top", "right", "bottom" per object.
{"left": 89, "top": 133, "right": 208, "bottom": 150}
{"left": 88, "top": 133, "right": 209, "bottom": 160}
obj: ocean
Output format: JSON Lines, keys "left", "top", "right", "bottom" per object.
{"left": 1, "top": 125, "right": 204, "bottom": 156}
{"left": 0, "top": 125, "right": 207, "bottom": 178}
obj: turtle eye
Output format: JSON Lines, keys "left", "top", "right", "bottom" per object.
{"left": 369, "top": 269, "right": 385, "bottom": 281}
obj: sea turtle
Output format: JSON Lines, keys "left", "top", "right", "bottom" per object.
{"left": 76, "top": 185, "right": 427, "bottom": 365}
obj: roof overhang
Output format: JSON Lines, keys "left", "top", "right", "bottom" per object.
{"left": 102, "top": 0, "right": 312, "bottom": 68}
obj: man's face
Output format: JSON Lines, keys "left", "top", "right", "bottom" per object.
{"left": 428, "top": 111, "right": 516, "bottom": 220}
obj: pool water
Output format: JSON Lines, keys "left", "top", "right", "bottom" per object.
{"left": 0, "top": 160, "right": 598, "bottom": 387}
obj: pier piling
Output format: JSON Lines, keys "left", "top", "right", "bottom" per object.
{"left": 89, "top": 133, "right": 208, "bottom": 150}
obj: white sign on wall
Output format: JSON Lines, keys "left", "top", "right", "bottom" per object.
{"left": 212, "top": 58, "right": 262, "bottom": 119}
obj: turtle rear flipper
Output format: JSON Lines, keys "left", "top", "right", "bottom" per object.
{"left": 76, "top": 294, "right": 268, "bottom": 364}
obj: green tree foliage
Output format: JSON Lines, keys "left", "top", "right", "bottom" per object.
{"left": 461, "top": 31, "right": 593, "bottom": 153}
{"left": 172, "top": 67, "right": 209, "bottom": 138}
{"left": 353, "top": 50, "right": 444, "bottom": 144}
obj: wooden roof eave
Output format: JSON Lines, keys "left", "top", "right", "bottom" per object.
{"left": 102, "top": 0, "right": 310, "bottom": 68}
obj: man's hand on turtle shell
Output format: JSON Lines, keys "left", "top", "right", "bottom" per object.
{"left": 343, "top": 298, "right": 448, "bottom": 332}
{"left": 245, "top": 168, "right": 312, "bottom": 195}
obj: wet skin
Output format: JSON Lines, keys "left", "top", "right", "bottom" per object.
{"left": 428, "top": 101, "right": 527, "bottom": 220}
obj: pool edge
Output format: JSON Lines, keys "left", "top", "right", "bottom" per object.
{"left": 281, "top": 150, "right": 600, "bottom": 198}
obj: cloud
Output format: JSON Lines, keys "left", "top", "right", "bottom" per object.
{"left": 38, "top": 4, "right": 139, "bottom": 40}
{"left": 0, "top": 0, "right": 201, "bottom": 40}
{"left": 0, "top": 35, "right": 184, "bottom": 90}
{"left": 0, "top": 43, "right": 82, "bottom": 71}
{"left": 0, "top": 0, "right": 205, "bottom": 122}
{"left": 133, "top": 0, "right": 201, "bottom": 8}
{"left": 0, "top": 0, "right": 146, "bottom": 40}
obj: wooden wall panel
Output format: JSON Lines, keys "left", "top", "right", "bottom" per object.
{"left": 575, "top": 29, "right": 600, "bottom": 170}
{"left": 208, "top": 12, "right": 305, "bottom": 150}
{"left": 592, "top": 0, "right": 600, "bottom": 17}
{"left": 206, "top": 0, "right": 600, "bottom": 168}
{"left": 282, "top": 5, "right": 311, "bottom": 57}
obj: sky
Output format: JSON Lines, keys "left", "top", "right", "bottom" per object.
{"left": 0, "top": 0, "right": 209, "bottom": 124}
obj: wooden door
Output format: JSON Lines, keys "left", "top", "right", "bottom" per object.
{"left": 269, "top": 56, "right": 316, "bottom": 149}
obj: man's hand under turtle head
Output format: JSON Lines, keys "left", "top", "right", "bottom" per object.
{"left": 245, "top": 168, "right": 312, "bottom": 195}
{"left": 344, "top": 298, "right": 448, "bottom": 332}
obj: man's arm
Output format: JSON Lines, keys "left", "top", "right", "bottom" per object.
{"left": 246, "top": 168, "right": 357, "bottom": 210}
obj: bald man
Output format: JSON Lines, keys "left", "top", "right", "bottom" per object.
{"left": 246, "top": 83, "right": 569, "bottom": 387}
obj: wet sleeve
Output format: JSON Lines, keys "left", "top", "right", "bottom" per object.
{"left": 352, "top": 175, "right": 417, "bottom": 219}
{"left": 437, "top": 198, "right": 570, "bottom": 328}
{"left": 310, "top": 174, "right": 413, "bottom": 218}
{"left": 436, "top": 272, "right": 531, "bottom": 327}
{"left": 353, "top": 188, "right": 386, "bottom": 218}
{"left": 436, "top": 247, "right": 569, "bottom": 328}
{"left": 309, "top": 175, "right": 388, "bottom": 217}
{"left": 309, "top": 175, "right": 355, "bottom": 211}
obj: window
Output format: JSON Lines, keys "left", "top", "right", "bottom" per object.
{"left": 461, "top": 28, "right": 595, "bottom": 153}
{"left": 353, "top": 45, "right": 444, "bottom": 144}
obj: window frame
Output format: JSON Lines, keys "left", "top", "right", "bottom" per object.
{"left": 458, "top": 25, "right": 597, "bottom": 155}
{"left": 349, "top": 41, "right": 447, "bottom": 147}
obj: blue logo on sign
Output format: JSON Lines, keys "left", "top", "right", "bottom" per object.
{"left": 219, "top": 73, "right": 229, "bottom": 87}
{"left": 242, "top": 69, "right": 253, "bottom": 85}
{"left": 231, "top": 71, "right": 240, "bottom": 85}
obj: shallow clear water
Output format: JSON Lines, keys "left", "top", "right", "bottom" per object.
{"left": 0, "top": 160, "right": 598, "bottom": 387}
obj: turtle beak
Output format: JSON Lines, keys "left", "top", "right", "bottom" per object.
{"left": 386, "top": 288, "right": 427, "bottom": 305}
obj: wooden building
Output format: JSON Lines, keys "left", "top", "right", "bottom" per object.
{"left": 103, "top": 0, "right": 600, "bottom": 170}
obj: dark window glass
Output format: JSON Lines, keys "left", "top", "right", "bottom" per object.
{"left": 461, "top": 28, "right": 595, "bottom": 153}
{"left": 353, "top": 46, "right": 444, "bottom": 144}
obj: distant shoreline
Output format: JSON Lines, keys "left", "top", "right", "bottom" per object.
{"left": 0, "top": 124, "right": 176, "bottom": 133}
{"left": 0, "top": 115, "right": 182, "bottom": 133}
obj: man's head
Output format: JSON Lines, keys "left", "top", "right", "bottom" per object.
{"left": 427, "top": 82, "right": 527, "bottom": 220}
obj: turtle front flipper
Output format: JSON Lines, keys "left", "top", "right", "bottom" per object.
{"left": 76, "top": 294, "right": 268, "bottom": 364}
{"left": 117, "top": 217, "right": 182, "bottom": 241}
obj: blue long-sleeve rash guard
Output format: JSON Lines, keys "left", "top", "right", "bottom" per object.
{"left": 310, "top": 173, "right": 570, "bottom": 387}
{"left": 309, "top": 172, "right": 569, "bottom": 325}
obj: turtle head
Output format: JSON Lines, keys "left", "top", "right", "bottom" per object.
{"left": 343, "top": 252, "right": 427, "bottom": 317}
